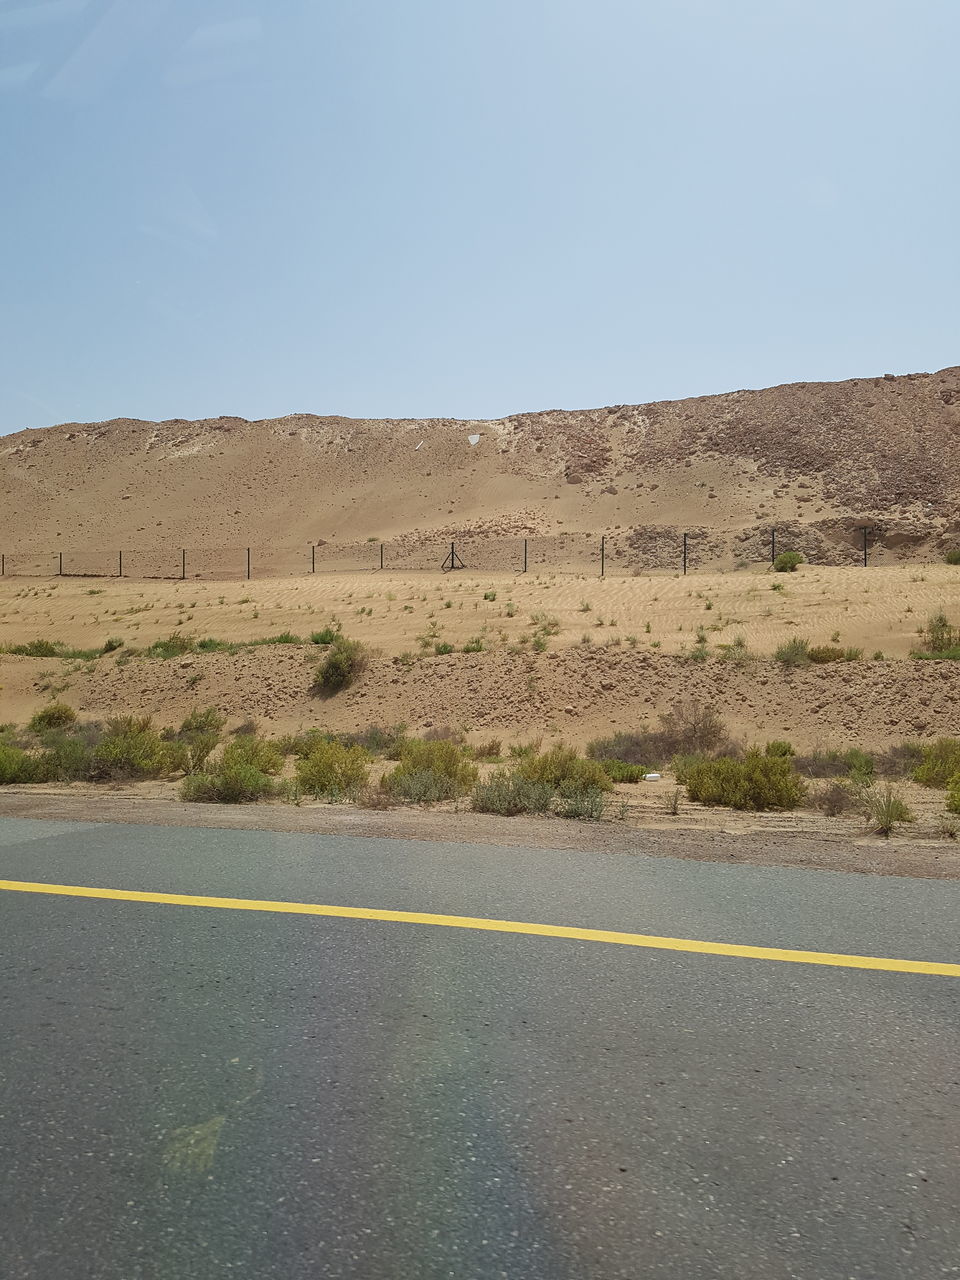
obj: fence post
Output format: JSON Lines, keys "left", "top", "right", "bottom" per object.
{"left": 58, "top": 551, "right": 63, "bottom": 576}
{"left": 1, "top": 554, "right": 4, "bottom": 576}
{"left": 311, "top": 544, "right": 316, "bottom": 573}
{"left": 523, "top": 538, "right": 528, "bottom": 573}
{"left": 246, "top": 547, "right": 251, "bottom": 580}
{"left": 118, "top": 550, "right": 123, "bottom": 578}
{"left": 682, "top": 533, "right": 688, "bottom": 576}
{"left": 600, "top": 535, "right": 605, "bottom": 577}
{"left": 181, "top": 549, "right": 186, "bottom": 581}
{"left": 380, "top": 542, "right": 384, "bottom": 571}
{"left": 858, "top": 526, "right": 871, "bottom": 567}
{"left": 771, "top": 528, "right": 776, "bottom": 565}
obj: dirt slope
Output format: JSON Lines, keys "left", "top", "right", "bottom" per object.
{"left": 2, "top": 367, "right": 958, "bottom": 568}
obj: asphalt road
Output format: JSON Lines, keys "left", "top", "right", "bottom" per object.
{"left": 1, "top": 817, "right": 959, "bottom": 1280}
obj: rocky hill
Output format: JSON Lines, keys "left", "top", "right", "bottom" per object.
{"left": 1, "top": 366, "right": 957, "bottom": 568}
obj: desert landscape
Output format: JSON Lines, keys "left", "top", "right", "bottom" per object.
{"left": 1, "top": 367, "right": 960, "bottom": 858}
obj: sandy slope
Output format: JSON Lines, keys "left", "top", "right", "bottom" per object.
{"left": 1, "top": 366, "right": 958, "bottom": 568}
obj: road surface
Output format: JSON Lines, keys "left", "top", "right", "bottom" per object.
{"left": 1, "top": 816, "right": 958, "bottom": 1279}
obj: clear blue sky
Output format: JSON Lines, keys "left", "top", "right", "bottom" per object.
{"left": 1, "top": 0, "right": 957, "bottom": 434}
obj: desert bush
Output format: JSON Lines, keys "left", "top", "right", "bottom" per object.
{"left": 382, "top": 739, "right": 478, "bottom": 802}
{"left": 913, "top": 611, "right": 959, "bottom": 657}
{"left": 554, "top": 787, "right": 608, "bottom": 820}
{"left": 719, "top": 634, "right": 752, "bottom": 666}
{"left": 101, "top": 636, "right": 124, "bottom": 653}
{"left": 145, "top": 631, "right": 196, "bottom": 659}
{"left": 764, "top": 739, "right": 795, "bottom": 758}
{"left": 39, "top": 733, "right": 95, "bottom": 782}
{"left": 180, "top": 761, "right": 280, "bottom": 804}
{"left": 310, "top": 625, "right": 341, "bottom": 645}
{"left": 0, "top": 742, "right": 52, "bottom": 784}
{"left": 89, "top": 716, "right": 180, "bottom": 781}
{"left": 812, "top": 779, "right": 856, "bottom": 817}
{"left": 947, "top": 776, "right": 960, "bottom": 814}
{"left": 599, "top": 758, "right": 645, "bottom": 783}
{"left": 773, "top": 551, "right": 803, "bottom": 572}
{"left": 471, "top": 770, "right": 554, "bottom": 815}
{"left": 685, "top": 750, "right": 806, "bottom": 811}
{"left": 860, "top": 783, "right": 914, "bottom": 836}
{"left": 172, "top": 707, "right": 226, "bottom": 773}
{"left": 422, "top": 724, "right": 465, "bottom": 743}
{"left": 589, "top": 701, "right": 730, "bottom": 768}
{"left": 807, "top": 645, "right": 846, "bottom": 664}
{"left": 433, "top": 641, "right": 454, "bottom": 656}
{"left": 312, "top": 636, "right": 369, "bottom": 693}
{"left": 774, "top": 637, "right": 810, "bottom": 667}
{"left": 912, "top": 738, "right": 960, "bottom": 789}
{"left": 28, "top": 702, "right": 77, "bottom": 733}
{"left": 794, "top": 747, "right": 875, "bottom": 780}
{"left": 295, "top": 740, "right": 369, "bottom": 799}
{"left": 469, "top": 737, "right": 503, "bottom": 762}
{"left": 944, "top": 550, "right": 960, "bottom": 565}
{"left": 220, "top": 735, "right": 284, "bottom": 776}
{"left": 875, "top": 741, "right": 925, "bottom": 778}
{"left": 462, "top": 637, "right": 484, "bottom": 653}
{"left": 516, "top": 745, "right": 613, "bottom": 793}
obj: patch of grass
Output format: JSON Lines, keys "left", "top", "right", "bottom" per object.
{"left": 684, "top": 750, "right": 806, "bottom": 811}
{"left": 554, "top": 787, "right": 609, "bottom": 820}
{"left": 180, "top": 761, "right": 280, "bottom": 804}
{"left": 944, "top": 549, "right": 960, "bottom": 565}
{"left": 912, "top": 610, "right": 959, "bottom": 658}
{"left": 948, "top": 775, "right": 960, "bottom": 814}
{"left": 860, "top": 783, "right": 914, "bottom": 836}
{"left": 433, "top": 641, "right": 455, "bottom": 656}
{"left": 250, "top": 631, "right": 302, "bottom": 645}
{"left": 774, "top": 637, "right": 810, "bottom": 667}
{"left": 588, "top": 701, "right": 731, "bottom": 770}
{"left": 462, "top": 637, "right": 484, "bottom": 653}
{"left": 310, "top": 625, "right": 341, "bottom": 644}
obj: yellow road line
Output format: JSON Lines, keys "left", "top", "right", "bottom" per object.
{"left": 1, "top": 878, "right": 958, "bottom": 977}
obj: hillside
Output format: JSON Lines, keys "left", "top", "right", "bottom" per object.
{"left": 1, "top": 366, "right": 958, "bottom": 569}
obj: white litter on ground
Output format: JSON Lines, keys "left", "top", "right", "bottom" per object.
{"left": 467, "top": 433, "right": 481, "bottom": 446}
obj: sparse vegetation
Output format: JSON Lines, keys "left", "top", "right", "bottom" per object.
{"left": 912, "top": 610, "right": 960, "bottom": 659}
{"left": 944, "top": 549, "right": 960, "bottom": 565}
{"left": 28, "top": 702, "right": 77, "bottom": 733}
{"left": 382, "top": 739, "right": 478, "bottom": 803}
{"left": 471, "top": 770, "right": 554, "bottom": 816}
{"left": 295, "top": 740, "right": 369, "bottom": 799}
{"left": 912, "top": 738, "right": 960, "bottom": 789}
{"left": 774, "top": 637, "right": 810, "bottom": 667}
{"left": 860, "top": 783, "right": 914, "bottom": 837}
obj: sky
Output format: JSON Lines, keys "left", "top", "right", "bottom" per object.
{"left": 1, "top": 0, "right": 957, "bottom": 434}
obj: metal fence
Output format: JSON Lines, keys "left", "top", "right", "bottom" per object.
{"left": 0, "top": 525, "right": 945, "bottom": 581}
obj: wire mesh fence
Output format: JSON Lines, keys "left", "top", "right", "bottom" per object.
{"left": 0, "top": 525, "right": 950, "bottom": 580}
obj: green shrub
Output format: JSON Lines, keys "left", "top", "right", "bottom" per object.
{"left": 764, "top": 740, "right": 795, "bottom": 758}
{"left": 914, "top": 611, "right": 958, "bottom": 656}
{"left": 40, "top": 734, "right": 94, "bottom": 782}
{"left": 913, "top": 738, "right": 960, "bottom": 789}
{"left": 516, "top": 746, "right": 613, "bottom": 793}
{"left": 433, "top": 642, "right": 454, "bottom": 656}
{"left": 312, "top": 637, "right": 369, "bottom": 693}
{"left": 180, "top": 762, "right": 279, "bottom": 804}
{"left": 469, "top": 738, "right": 503, "bottom": 762}
{"left": 944, "top": 550, "right": 960, "bottom": 565}
{"left": 471, "top": 770, "right": 554, "bottom": 815}
{"left": 220, "top": 736, "right": 284, "bottom": 776}
{"left": 599, "top": 758, "right": 645, "bottom": 783}
{"left": 252, "top": 631, "right": 302, "bottom": 645}
{"left": 295, "top": 740, "right": 369, "bottom": 799}
{"left": 172, "top": 708, "right": 226, "bottom": 773}
{"left": 843, "top": 748, "right": 875, "bottom": 782}
{"left": 685, "top": 750, "right": 806, "bottom": 811}
{"left": 774, "top": 637, "right": 810, "bottom": 667}
{"left": 773, "top": 551, "right": 803, "bottom": 572}
{"left": 807, "top": 645, "right": 846, "bottom": 664}
{"left": 947, "top": 775, "right": 960, "bottom": 813}
{"left": 462, "top": 637, "right": 484, "bottom": 653}
{"left": 28, "top": 702, "right": 77, "bottom": 733}
{"left": 101, "top": 637, "right": 124, "bottom": 653}
{"left": 0, "top": 742, "right": 52, "bottom": 784}
{"left": 860, "top": 783, "right": 914, "bottom": 836}
{"left": 90, "top": 716, "right": 180, "bottom": 780}
{"left": 383, "top": 768, "right": 464, "bottom": 803}
{"left": 383, "top": 739, "right": 478, "bottom": 801}
{"left": 671, "top": 753, "right": 701, "bottom": 784}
